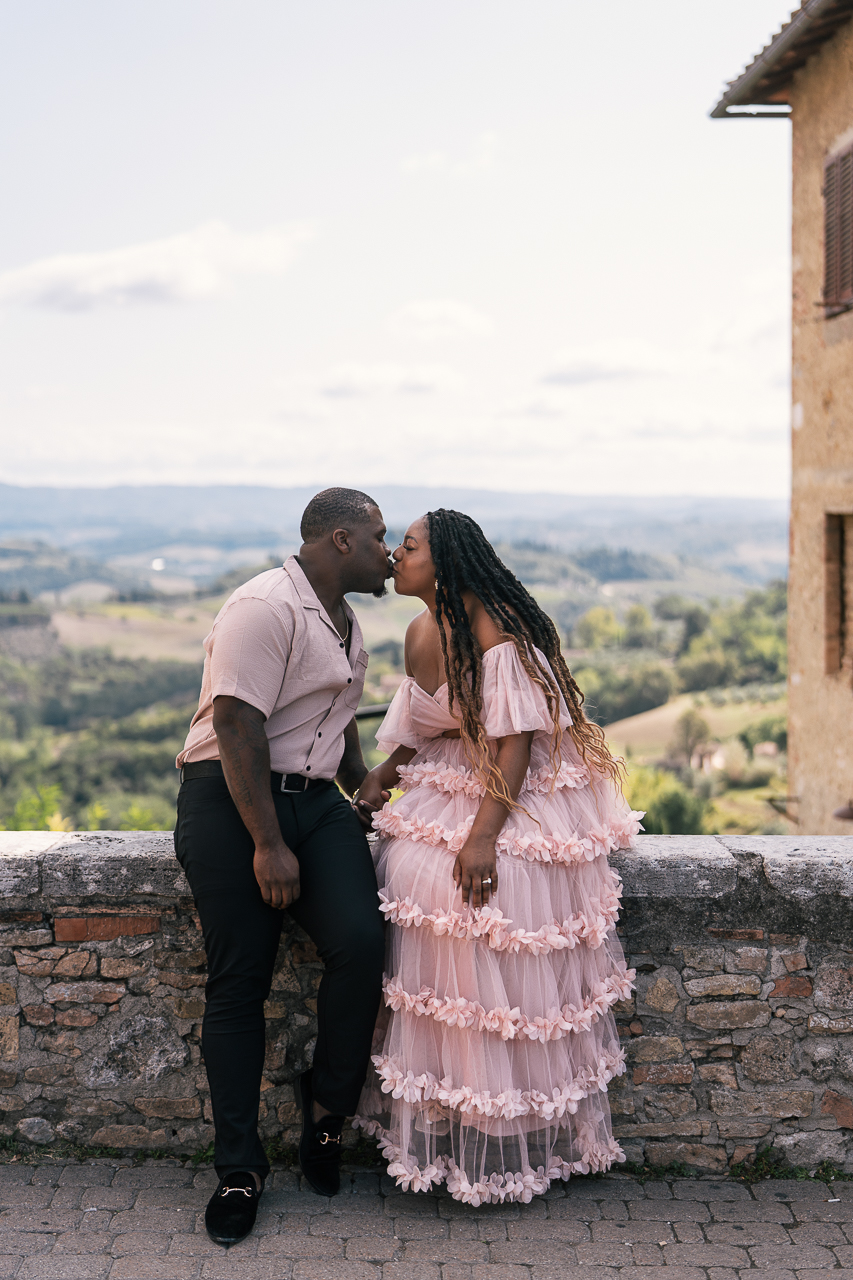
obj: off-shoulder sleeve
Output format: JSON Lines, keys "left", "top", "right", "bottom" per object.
{"left": 376, "top": 677, "right": 419, "bottom": 754}
{"left": 480, "top": 643, "right": 572, "bottom": 739}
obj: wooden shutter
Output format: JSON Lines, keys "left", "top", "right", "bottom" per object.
{"left": 825, "top": 147, "right": 853, "bottom": 315}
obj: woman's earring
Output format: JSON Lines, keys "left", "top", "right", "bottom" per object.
{"left": 434, "top": 579, "right": 439, "bottom": 590}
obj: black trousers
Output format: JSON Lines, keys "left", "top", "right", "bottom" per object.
{"left": 174, "top": 775, "right": 385, "bottom": 1180}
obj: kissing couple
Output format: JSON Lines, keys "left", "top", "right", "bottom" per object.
{"left": 174, "top": 486, "right": 641, "bottom": 1246}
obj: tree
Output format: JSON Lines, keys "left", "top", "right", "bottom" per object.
{"left": 626, "top": 767, "right": 706, "bottom": 835}
{"left": 669, "top": 708, "right": 711, "bottom": 766}
{"left": 623, "top": 604, "right": 655, "bottom": 649}
{"left": 574, "top": 607, "right": 620, "bottom": 650}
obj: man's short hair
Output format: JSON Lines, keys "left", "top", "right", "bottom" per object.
{"left": 300, "top": 488, "right": 379, "bottom": 543}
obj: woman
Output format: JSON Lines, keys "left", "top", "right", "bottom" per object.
{"left": 353, "top": 510, "right": 642, "bottom": 1205}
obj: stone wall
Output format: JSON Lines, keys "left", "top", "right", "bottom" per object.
{"left": 0, "top": 831, "right": 852, "bottom": 1172}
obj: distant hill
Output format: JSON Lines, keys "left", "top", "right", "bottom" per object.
{"left": 0, "top": 483, "right": 788, "bottom": 587}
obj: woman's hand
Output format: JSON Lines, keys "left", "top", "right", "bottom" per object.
{"left": 453, "top": 834, "right": 499, "bottom": 909}
{"left": 351, "top": 769, "right": 392, "bottom": 830}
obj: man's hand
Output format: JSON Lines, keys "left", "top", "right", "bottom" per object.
{"left": 253, "top": 841, "right": 301, "bottom": 909}
{"left": 453, "top": 834, "right": 499, "bottom": 910}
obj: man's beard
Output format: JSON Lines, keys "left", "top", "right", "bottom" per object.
{"left": 372, "top": 583, "right": 389, "bottom": 599}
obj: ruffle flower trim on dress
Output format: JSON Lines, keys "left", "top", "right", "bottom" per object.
{"left": 382, "top": 966, "right": 635, "bottom": 1042}
{"left": 369, "top": 1048, "right": 626, "bottom": 1121}
{"left": 351, "top": 1118, "right": 624, "bottom": 1203}
{"left": 372, "top": 808, "right": 644, "bottom": 866}
{"left": 378, "top": 882, "right": 624, "bottom": 955}
{"left": 395, "top": 758, "right": 591, "bottom": 800}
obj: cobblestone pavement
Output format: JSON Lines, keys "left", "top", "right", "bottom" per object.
{"left": 0, "top": 1161, "right": 851, "bottom": 1279}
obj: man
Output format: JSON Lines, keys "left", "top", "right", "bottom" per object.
{"left": 174, "top": 488, "right": 392, "bottom": 1248}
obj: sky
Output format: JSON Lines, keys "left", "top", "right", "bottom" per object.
{"left": 0, "top": 1, "right": 797, "bottom": 498}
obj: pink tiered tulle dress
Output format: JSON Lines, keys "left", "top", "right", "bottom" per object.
{"left": 354, "top": 642, "right": 643, "bottom": 1205}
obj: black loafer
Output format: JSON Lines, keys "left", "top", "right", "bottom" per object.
{"left": 205, "top": 1172, "right": 262, "bottom": 1247}
{"left": 298, "top": 1069, "right": 345, "bottom": 1196}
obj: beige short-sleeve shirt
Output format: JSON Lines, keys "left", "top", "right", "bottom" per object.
{"left": 177, "top": 556, "right": 368, "bottom": 779}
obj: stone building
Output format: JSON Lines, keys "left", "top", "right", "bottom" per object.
{"left": 713, "top": 0, "right": 853, "bottom": 833}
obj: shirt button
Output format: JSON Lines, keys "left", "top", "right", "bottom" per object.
{"left": 339, "top": 642, "right": 344, "bottom": 648}
{"left": 317, "top": 732, "right": 322, "bottom": 738}
{"left": 347, "top": 678, "right": 352, "bottom": 684}
{"left": 305, "top": 765, "right": 311, "bottom": 771}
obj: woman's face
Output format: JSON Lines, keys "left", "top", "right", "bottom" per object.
{"left": 391, "top": 517, "right": 436, "bottom": 598}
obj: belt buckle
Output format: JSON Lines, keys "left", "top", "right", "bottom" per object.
{"left": 280, "top": 774, "right": 309, "bottom": 793}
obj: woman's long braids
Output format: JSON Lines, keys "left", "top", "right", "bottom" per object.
{"left": 426, "top": 509, "right": 621, "bottom": 807}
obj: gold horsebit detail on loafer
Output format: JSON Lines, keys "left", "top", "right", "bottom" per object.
{"left": 220, "top": 1186, "right": 253, "bottom": 1197}
{"left": 318, "top": 1132, "right": 341, "bottom": 1145}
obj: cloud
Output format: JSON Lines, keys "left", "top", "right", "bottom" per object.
{"left": 542, "top": 340, "right": 666, "bottom": 386}
{"left": 401, "top": 131, "right": 498, "bottom": 176}
{"left": 0, "top": 221, "right": 312, "bottom": 311}
{"left": 320, "top": 361, "right": 459, "bottom": 397}
{"left": 388, "top": 298, "right": 494, "bottom": 341}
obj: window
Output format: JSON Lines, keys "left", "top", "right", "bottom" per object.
{"left": 826, "top": 513, "right": 853, "bottom": 674}
{"left": 825, "top": 146, "right": 853, "bottom": 317}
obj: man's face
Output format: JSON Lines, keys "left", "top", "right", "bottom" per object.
{"left": 346, "top": 508, "right": 394, "bottom": 597}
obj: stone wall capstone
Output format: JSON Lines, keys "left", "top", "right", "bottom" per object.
{"left": 0, "top": 831, "right": 852, "bottom": 1171}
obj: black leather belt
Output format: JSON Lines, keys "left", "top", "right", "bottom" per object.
{"left": 180, "top": 759, "right": 326, "bottom": 792}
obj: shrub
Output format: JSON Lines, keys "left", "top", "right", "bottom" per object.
{"left": 626, "top": 767, "right": 706, "bottom": 835}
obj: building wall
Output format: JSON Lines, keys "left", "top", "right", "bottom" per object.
{"left": 3, "top": 831, "right": 853, "bottom": 1174}
{"left": 789, "top": 19, "right": 853, "bottom": 833}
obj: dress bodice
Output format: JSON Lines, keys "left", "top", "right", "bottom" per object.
{"left": 377, "top": 642, "right": 572, "bottom": 754}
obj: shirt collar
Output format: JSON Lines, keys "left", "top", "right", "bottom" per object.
{"left": 283, "top": 555, "right": 362, "bottom": 653}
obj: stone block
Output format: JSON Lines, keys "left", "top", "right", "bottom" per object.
{"left": 166, "top": 997, "right": 205, "bottom": 1020}
{"left": 697, "top": 1062, "right": 738, "bottom": 1088}
{"left": 774, "top": 1128, "right": 848, "bottom": 1166}
{"left": 683, "top": 975, "right": 761, "bottom": 997}
{"left": 14, "top": 947, "right": 66, "bottom": 976}
{"left": 100, "top": 958, "right": 146, "bottom": 978}
{"left": 716, "top": 1119, "right": 772, "bottom": 1138}
{"left": 52, "top": 952, "right": 91, "bottom": 978}
{"left": 643, "top": 976, "right": 679, "bottom": 1012}
{"left": 45, "top": 981, "right": 125, "bottom": 1004}
{"left": 809, "top": 1013, "right": 853, "bottom": 1033}
{"left": 0, "top": 986, "right": 15, "bottom": 1006}
{"left": 134, "top": 1097, "right": 201, "bottom": 1119}
{"left": 726, "top": 947, "right": 768, "bottom": 972}
{"left": 627, "top": 1036, "right": 684, "bottom": 1062}
{"left": 821, "top": 1089, "right": 853, "bottom": 1128}
{"left": 55, "top": 915, "right": 161, "bottom": 942}
{"left": 56, "top": 1009, "right": 97, "bottom": 1027}
{"left": 0, "top": 1094, "right": 24, "bottom": 1112}
{"left": 645, "top": 1091, "right": 696, "bottom": 1117}
{"left": 22, "top": 1005, "right": 54, "bottom": 1026}
{"left": 740, "top": 1033, "right": 796, "bottom": 1082}
{"left": 0, "top": 1019, "right": 18, "bottom": 1062}
{"left": 782, "top": 952, "right": 808, "bottom": 972}
{"left": 90, "top": 1124, "right": 168, "bottom": 1147}
{"left": 613, "top": 1120, "right": 708, "bottom": 1138}
{"left": 710, "top": 1089, "right": 813, "bottom": 1118}
{"left": 814, "top": 962, "right": 853, "bottom": 1012}
{"left": 646, "top": 1141, "right": 727, "bottom": 1170}
{"left": 16, "top": 1116, "right": 54, "bottom": 1144}
{"left": 686, "top": 1001, "right": 770, "bottom": 1030}
{"left": 677, "top": 947, "right": 724, "bottom": 971}
{"left": 24, "top": 1065, "right": 68, "bottom": 1084}
{"left": 632, "top": 1063, "right": 693, "bottom": 1085}
{"left": 770, "top": 974, "right": 813, "bottom": 998}
{"left": 612, "top": 836, "right": 737, "bottom": 899}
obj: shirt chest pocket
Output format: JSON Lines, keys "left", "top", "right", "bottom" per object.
{"left": 343, "top": 651, "right": 369, "bottom": 709}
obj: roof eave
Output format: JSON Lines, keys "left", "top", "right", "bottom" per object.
{"left": 710, "top": 0, "right": 851, "bottom": 119}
